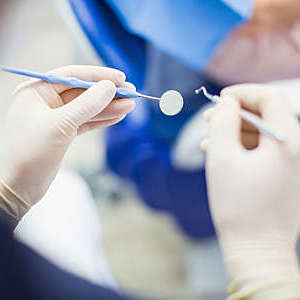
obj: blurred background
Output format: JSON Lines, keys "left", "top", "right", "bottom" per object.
{"left": 1, "top": 1, "right": 300, "bottom": 300}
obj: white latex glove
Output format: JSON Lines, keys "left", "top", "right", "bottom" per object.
{"left": 0, "top": 65, "right": 135, "bottom": 219}
{"left": 171, "top": 104, "right": 213, "bottom": 171}
{"left": 204, "top": 84, "right": 300, "bottom": 297}
{"left": 206, "top": 0, "right": 300, "bottom": 84}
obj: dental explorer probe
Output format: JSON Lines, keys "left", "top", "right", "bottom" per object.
{"left": 195, "top": 87, "right": 285, "bottom": 143}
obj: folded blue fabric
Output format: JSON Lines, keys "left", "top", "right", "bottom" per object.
{"left": 105, "top": 0, "right": 254, "bottom": 70}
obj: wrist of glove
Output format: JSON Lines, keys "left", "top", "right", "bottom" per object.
{"left": 221, "top": 238, "right": 300, "bottom": 300}
{"left": 0, "top": 178, "right": 31, "bottom": 221}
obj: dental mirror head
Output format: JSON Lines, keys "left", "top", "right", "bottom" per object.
{"left": 159, "top": 90, "right": 184, "bottom": 116}
{"left": 136, "top": 89, "right": 184, "bottom": 116}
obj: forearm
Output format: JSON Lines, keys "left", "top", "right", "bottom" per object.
{"left": 221, "top": 239, "right": 300, "bottom": 299}
{"left": 229, "top": 278, "right": 300, "bottom": 300}
{"left": 0, "top": 156, "right": 54, "bottom": 225}
{"left": 0, "top": 179, "right": 31, "bottom": 228}
{"left": 0, "top": 195, "right": 18, "bottom": 229}
{"left": 228, "top": 263, "right": 300, "bottom": 299}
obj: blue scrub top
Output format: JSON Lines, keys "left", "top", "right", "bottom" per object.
{"left": 105, "top": 0, "right": 254, "bottom": 71}
{"left": 69, "top": 0, "right": 254, "bottom": 238}
{"left": 69, "top": 0, "right": 253, "bottom": 88}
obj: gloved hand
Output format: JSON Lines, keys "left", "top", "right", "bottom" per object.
{"left": 0, "top": 65, "right": 135, "bottom": 219}
{"left": 204, "top": 85, "right": 300, "bottom": 296}
{"left": 172, "top": 98, "right": 261, "bottom": 171}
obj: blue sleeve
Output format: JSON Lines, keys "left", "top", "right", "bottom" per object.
{"left": 104, "top": 0, "right": 254, "bottom": 70}
{"left": 105, "top": 108, "right": 215, "bottom": 239}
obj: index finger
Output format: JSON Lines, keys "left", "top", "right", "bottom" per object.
{"left": 222, "top": 84, "right": 300, "bottom": 145}
{"left": 208, "top": 96, "right": 243, "bottom": 157}
{"left": 49, "top": 65, "right": 126, "bottom": 94}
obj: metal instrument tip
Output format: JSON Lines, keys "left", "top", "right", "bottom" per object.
{"left": 195, "top": 86, "right": 219, "bottom": 102}
{"left": 194, "top": 87, "right": 205, "bottom": 95}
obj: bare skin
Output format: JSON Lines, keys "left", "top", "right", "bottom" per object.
{"left": 238, "top": 0, "right": 300, "bottom": 36}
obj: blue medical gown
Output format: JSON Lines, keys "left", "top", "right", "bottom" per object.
{"left": 69, "top": 0, "right": 253, "bottom": 238}
{"left": 106, "top": 45, "right": 223, "bottom": 238}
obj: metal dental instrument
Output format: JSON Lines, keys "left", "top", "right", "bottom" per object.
{"left": 195, "top": 86, "right": 285, "bottom": 143}
{"left": 2, "top": 66, "right": 184, "bottom": 116}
